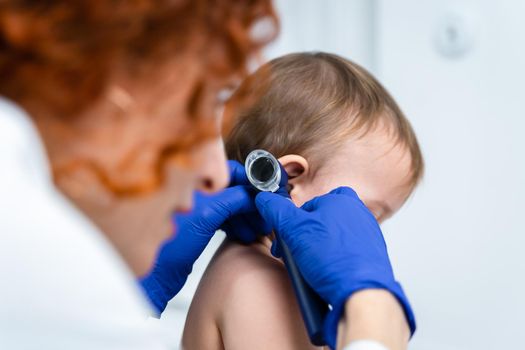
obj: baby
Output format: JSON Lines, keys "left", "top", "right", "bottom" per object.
{"left": 182, "top": 52, "right": 424, "bottom": 350}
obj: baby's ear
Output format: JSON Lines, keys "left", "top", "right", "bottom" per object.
{"left": 278, "top": 154, "right": 309, "bottom": 181}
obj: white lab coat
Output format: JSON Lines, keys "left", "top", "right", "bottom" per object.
{"left": 0, "top": 97, "right": 385, "bottom": 350}
{"left": 0, "top": 97, "right": 167, "bottom": 349}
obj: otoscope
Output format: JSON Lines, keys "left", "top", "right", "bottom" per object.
{"left": 245, "top": 149, "right": 329, "bottom": 346}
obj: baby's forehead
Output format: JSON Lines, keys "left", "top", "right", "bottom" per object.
{"left": 336, "top": 123, "right": 411, "bottom": 162}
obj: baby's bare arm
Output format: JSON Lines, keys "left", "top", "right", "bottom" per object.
{"left": 181, "top": 273, "right": 224, "bottom": 350}
{"left": 182, "top": 240, "right": 320, "bottom": 350}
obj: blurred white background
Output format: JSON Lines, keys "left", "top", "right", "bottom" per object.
{"left": 160, "top": 1, "right": 525, "bottom": 348}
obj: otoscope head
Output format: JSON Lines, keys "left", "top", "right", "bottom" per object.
{"left": 245, "top": 149, "right": 286, "bottom": 193}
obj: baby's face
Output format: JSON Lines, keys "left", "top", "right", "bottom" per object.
{"left": 288, "top": 126, "right": 413, "bottom": 223}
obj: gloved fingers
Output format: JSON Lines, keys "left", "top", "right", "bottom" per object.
{"left": 327, "top": 187, "right": 374, "bottom": 220}
{"left": 211, "top": 185, "right": 258, "bottom": 218}
{"left": 299, "top": 196, "right": 320, "bottom": 212}
{"left": 328, "top": 186, "right": 359, "bottom": 198}
{"left": 221, "top": 214, "right": 268, "bottom": 244}
{"left": 218, "top": 219, "right": 238, "bottom": 241}
{"left": 240, "top": 212, "right": 272, "bottom": 237}
{"left": 255, "top": 191, "right": 298, "bottom": 233}
{"left": 228, "top": 160, "right": 251, "bottom": 187}
{"left": 300, "top": 186, "right": 360, "bottom": 212}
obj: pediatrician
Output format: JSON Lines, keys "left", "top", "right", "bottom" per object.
{"left": 0, "top": 2, "right": 414, "bottom": 350}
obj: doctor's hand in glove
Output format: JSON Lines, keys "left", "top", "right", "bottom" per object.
{"left": 140, "top": 160, "right": 267, "bottom": 314}
{"left": 255, "top": 187, "right": 416, "bottom": 349}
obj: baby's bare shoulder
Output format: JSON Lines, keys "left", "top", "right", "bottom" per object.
{"left": 189, "top": 239, "right": 291, "bottom": 311}
{"left": 188, "top": 239, "right": 318, "bottom": 350}
{"left": 211, "top": 239, "right": 288, "bottom": 289}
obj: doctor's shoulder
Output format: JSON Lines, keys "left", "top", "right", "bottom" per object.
{"left": 0, "top": 98, "right": 165, "bottom": 349}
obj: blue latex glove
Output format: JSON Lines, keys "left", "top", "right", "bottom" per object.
{"left": 255, "top": 187, "right": 416, "bottom": 349}
{"left": 140, "top": 160, "right": 265, "bottom": 314}
{"left": 220, "top": 162, "right": 289, "bottom": 241}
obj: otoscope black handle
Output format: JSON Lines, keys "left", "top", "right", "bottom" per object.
{"left": 275, "top": 233, "right": 329, "bottom": 346}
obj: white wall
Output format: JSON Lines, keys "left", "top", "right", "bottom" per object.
{"left": 265, "top": 0, "right": 376, "bottom": 71}
{"left": 378, "top": 1, "right": 525, "bottom": 349}
{"left": 162, "top": 1, "right": 525, "bottom": 348}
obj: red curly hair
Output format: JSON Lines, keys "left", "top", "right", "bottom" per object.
{"left": 0, "top": 0, "right": 277, "bottom": 194}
